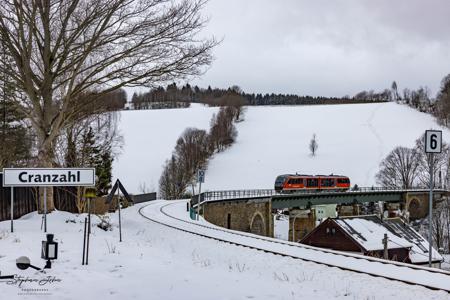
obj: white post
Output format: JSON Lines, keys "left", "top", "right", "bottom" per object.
{"left": 197, "top": 181, "right": 202, "bottom": 221}
{"left": 429, "top": 154, "right": 434, "bottom": 267}
{"left": 117, "top": 184, "right": 122, "bottom": 242}
{"left": 44, "top": 187, "right": 47, "bottom": 233}
{"left": 10, "top": 187, "right": 13, "bottom": 233}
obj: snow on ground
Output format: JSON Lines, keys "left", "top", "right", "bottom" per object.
{"left": 203, "top": 102, "right": 450, "bottom": 190}
{"left": 274, "top": 215, "right": 289, "bottom": 240}
{"left": 0, "top": 202, "right": 449, "bottom": 300}
{"left": 114, "top": 102, "right": 450, "bottom": 194}
{"left": 113, "top": 104, "right": 218, "bottom": 193}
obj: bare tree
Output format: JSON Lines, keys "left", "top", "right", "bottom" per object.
{"left": 415, "top": 134, "right": 449, "bottom": 188}
{"left": 376, "top": 146, "right": 421, "bottom": 189}
{"left": 435, "top": 74, "right": 450, "bottom": 126}
{"left": 391, "top": 81, "right": 399, "bottom": 102}
{"left": 0, "top": 0, "right": 216, "bottom": 209}
{"left": 159, "top": 155, "right": 189, "bottom": 200}
{"left": 444, "top": 199, "right": 450, "bottom": 253}
{"left": 219, "top": 95, "right": 246, "bottom": 121}
{"left": 175, "top": 128, "right": 209, "bottom": 174}
{"left": 309, "top": 134, "right": 318, "bottom": 157}
{"left": 208, "top": 107, "right": 237, "bottom": 152}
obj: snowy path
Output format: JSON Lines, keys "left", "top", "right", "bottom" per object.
{"left": 363, "top": 103, "right": 385, "bottom": 185}
{"left": 140, "top": 200, "right": 450, "bottom": 292}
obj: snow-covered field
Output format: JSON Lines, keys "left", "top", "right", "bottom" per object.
{"left": 1, "top": 202, "right": 449, "bottom": 299}
{"left": 113, "top": 104, "right": 218, "bottom": 193}
{"left": 114, "top": 103, "right": 450, "bottom": 194}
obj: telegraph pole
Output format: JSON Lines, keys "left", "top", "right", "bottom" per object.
{"left": 382, "top": 233, "right": 388, "bottom": 260}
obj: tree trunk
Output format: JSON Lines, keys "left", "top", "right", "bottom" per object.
{"left": 37, "top": 136, "right": 55, "bottom": 213}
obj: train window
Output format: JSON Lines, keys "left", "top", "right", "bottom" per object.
{"left": 307, "top": 178, "right": 318, "bottom": 187}
{"left": 288, "top": 178, "right": 302, "bottom": 184}
{"left": 321, "top": 178, "right": 335, "bottom": 187}
{"left": 337, "top": 178, "right": 349, "bottom": 184}
{"left": 275, "top": 176, "right": 287, "bottom": 184}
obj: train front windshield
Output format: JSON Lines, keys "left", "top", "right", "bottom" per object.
{"left": 274, "top": 176, "right": 287, "bottom": 190}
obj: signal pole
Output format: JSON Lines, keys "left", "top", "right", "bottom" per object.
{"left": 428, "top": 154, "right": 433, "bottom": 267}
{"left": 197, "top": 169, "right": 205, "bottom": 221}
{"left": 424, "top": 130, "right": 442, "bottom": 267}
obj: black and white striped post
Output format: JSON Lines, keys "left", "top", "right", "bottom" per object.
{"left": 10, "top": 186, "right": 13, "bottom": 232}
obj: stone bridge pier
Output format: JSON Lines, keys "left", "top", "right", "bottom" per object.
{"left": 202, "top": 198, "right": 274, "bottom": 237}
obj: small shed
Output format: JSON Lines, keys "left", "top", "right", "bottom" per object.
{"left": 300, "top": 215, "right": 442, "bottom": 266}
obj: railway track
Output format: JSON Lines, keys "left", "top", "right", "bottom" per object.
{"left": 138, "top": 200, "right": 450, "bottom": 293}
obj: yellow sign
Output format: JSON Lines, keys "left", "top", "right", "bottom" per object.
{"left": 84, "top": 188, "right": 96, "bottom": 198}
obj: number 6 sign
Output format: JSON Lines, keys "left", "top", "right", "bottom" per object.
{"left": 425, "top": 130, "right": 442, "bottom": 153}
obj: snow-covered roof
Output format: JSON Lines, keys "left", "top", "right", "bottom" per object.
{"left": 333, "top": 216, "right": 442, "bottom": 264}
{"left": 383, "top": 218, "right": 443, "bottom": 264}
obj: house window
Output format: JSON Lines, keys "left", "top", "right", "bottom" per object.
{"left": 326, "top": 228, "right": 336, "bottom": 235}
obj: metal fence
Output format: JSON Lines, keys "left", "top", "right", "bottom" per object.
{"left": 191, "top": 189, "right": 276, "bottom": 206}
{"left": 191, "top": 186, "right": 449, "bottom": 205}
{"left": 0, "top": 173, "right": 80, "bottom": 222}
{"left": 0, "top": 174, "right": 37, "bottom": 222}
{"left": 132, "top": 192, "right": 157, "bottom": 204}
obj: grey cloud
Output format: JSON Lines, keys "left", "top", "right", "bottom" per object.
{"left": 191, "top": 0, "right": 450, "bottom": 97}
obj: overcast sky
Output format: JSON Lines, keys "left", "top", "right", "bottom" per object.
{"left": 189, "top": 0, "right": 450, "bottom": 98}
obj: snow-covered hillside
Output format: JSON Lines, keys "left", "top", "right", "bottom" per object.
{"left": 113, "top": 104, "right": 218, "bottom": 193}
{"left": 113, "top": 102, "right": 450, "bottom": 194}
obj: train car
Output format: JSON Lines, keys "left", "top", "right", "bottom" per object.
{"left": 274, "top": 174, "right": 350, "bottom": 193}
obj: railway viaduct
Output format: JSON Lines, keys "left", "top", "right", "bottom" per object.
{"left": 194, "top": 188, "right": 448, "bottom": 239}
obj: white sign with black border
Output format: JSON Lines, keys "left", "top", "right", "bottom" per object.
{"left": 425, "top": 130, "right": 442, "bottom": 153}
{"left": 197, "top": 169, "right": 205, "bottom": 183}
{"left": 3, "top": 168, "right": 96, "bottom": 187}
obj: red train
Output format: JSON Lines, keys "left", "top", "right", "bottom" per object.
{"left": 274, "top": 174, "right": 350, "bottom": 193}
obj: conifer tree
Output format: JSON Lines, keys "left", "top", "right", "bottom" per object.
{"left": 95, "top": 150, "right": 113, "bottom": 196}
{"left": 0, "top": 48, "right": 31, "bottom": 168}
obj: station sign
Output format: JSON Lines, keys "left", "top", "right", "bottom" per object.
{"left": 3, "top": 168, "right": 96, "bottom": 187}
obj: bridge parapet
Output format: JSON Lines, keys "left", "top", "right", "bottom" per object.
{"left": 192, "top": 187, "right": 449, "bottom": 206}
{"left": 191, "top": 189, "right": 276, "bottom": 206}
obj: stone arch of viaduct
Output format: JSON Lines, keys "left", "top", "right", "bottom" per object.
{"left": 200, "top": 190, "right": 446, "bottom": 238}
{"left": 202, "top": 198, "right": 273, "bottom": 237}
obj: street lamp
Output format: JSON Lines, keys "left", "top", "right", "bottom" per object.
{"left": 41, "top": 234, "right": 58, "bottom": 269}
